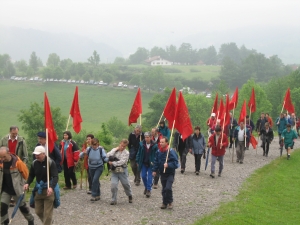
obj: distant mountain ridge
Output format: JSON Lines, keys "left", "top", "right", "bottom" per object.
{"left": 0, "top": 26, "right": 123, "bottom": 63}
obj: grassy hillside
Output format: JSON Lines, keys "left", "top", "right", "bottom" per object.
{"left": 0, "top": 80, "right": 154, "bottom": 137}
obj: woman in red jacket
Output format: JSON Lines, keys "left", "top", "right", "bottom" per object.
{"left": 207, "top": 126, "right": 228, "bottom": 178}
{"left": 60, "top": 131, "right": 80, "bottom": 189}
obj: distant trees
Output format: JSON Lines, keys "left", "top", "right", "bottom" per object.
{"left": 47, "top": 53, "right": 60, "bottom": 67}
{"left": 129, "top": 47, "right": 149, "bottom": 64}
{"left": 29, "top": 52, "right": 39, "bottom": 74}
{"left": 88, "top": 50, "right": 100, "bottom": 67}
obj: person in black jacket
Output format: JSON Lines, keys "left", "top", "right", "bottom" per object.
{"left": 256, "top": 113, "right": 267, "bottom": 147}
{"left": 128, "top": 125, "right": 144, "bottom": 186}
{"left": 173, "top": 130, "right": 192, "bottom": 174}
{"left": 259, "top": 122, "right": 274, "bottom": 157}
{"left": 228, "top": 113, "right": 238, "bottom": 148}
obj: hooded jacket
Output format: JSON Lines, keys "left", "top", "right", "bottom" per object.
{"left": 136, "top": 140, "right": 158, "bottom": 170}
{"left": 0, "top": 135, "right": 28, "bottom": 163}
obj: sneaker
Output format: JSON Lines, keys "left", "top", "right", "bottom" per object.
{"left": 196, "top": 171, "right": 199, "bottom": 175}
{"left": 28, "top": 219, "right": 34, "bottom": 225}
{"left": 135, "top": 182, "right": 140, "bottom": 186}
{"left": 160, "top": 204, "right": 167, "bottom": 209}
{"left": 181, "top": 169, "right": 184, "bottom": 174}
{"left": 90, "top": 197, "right": 96, "bottom": 201}
{"left": 240, "top": 161, "right": 243, "bottom": 164}
{"left": 210, "top": 173, "right": 215, "bottom": 178}
{"left": 72, "top": 185, "right": 77, "bottom": 189}
{"left": 63, "top": 186, "right": 71, "bottom": 190}
{"left": 287, "top": 155, "right": 290, "bottom": 160}
{"left": 218, "top": 173, "right": 221, "bottom": 177}
{"left": 87, "top": 190, "right": 92, "bottom": 194}
{"left": 110, "top": 201, "right": 117, "bottom": 205}
{"left": 95, "top": 196, "right": 100, "bottom": 201}
{"left": 236, "top": 159, "right": 239, "bottom": 163}
{"left": 128, "top": 195, "right": 133, "bottom": 203}
{"left": 168, "top": 203, "right": 173, "bottom": 209}
{"left": 153, "top": 184, "right": 158, "bottom": 189}
{"left": 146, "top": 190, "right": 151, "bottom": 198}
{"left": 144, "top": 188, "right": 147, "bottom": 195}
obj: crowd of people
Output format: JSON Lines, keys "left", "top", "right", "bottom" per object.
{"left": 0, "top": 111, "right": 298, "bottom": 224}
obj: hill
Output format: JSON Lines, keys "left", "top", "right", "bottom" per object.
{"left": 0, "top": 80, "right": 154, "bottom": 137}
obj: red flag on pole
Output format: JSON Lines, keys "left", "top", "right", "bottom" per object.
{"left": 163, "top": 88, "right": 177, "bottom": 129}
{"left": 174, "top": 92, "right": 193, "bottom": 141}
{"left": 229, "top": 87, "right": 238, "bottom": 110}
{"left": 283, "top": 88, "right": 295, "bottom": 113}
{"left": 248, "top": 87, "right": 256, "bottom": 113}
{"left": 69, "top": 86, "right": 83, "bottom": 133}
{"left": 211, "top": 93, "right": 218, "bottom": 115}
{"left": 239, "top": 100, "right": 247, "bottom": 124}
{"left": 217, "top": 98, "right": 225, "bottom": 121}
{"left": 250, "top": 134, "right": 258, "bottom": 149}
{"left": 221, "top": 94, "right": 231, "bottom": 127}
{"left": 128, "top": 88, "right": 142, "bottom": 126}
{"left": 44, "top": 93, "right": 58, "bottom": 153}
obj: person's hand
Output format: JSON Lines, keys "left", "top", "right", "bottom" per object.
{"left": 189, "top": 149, "right": 192, "bottom": 154}
{"left": 47, "top": 187, "right": 53, "bottom": 196}
{"left": 164, "top": 163, "right": 168, "bottom": 168}
{"left": 203, "top": 154, "right": 206, "bottom": 159}
{"left": 152, "top": 172, "right": 156, "bottom": 177}
{"left": 23, "top": 184, "right": 29, "bottom": 191}
{"left": 74, "top": 161, "right": 78, "bottom": 166}
{"left": 108, "top": 161, "right": 113, "bottom": 165}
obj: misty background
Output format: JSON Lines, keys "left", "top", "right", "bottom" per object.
{"left": 1, "top": 0, "right": 300, "bottom": 64}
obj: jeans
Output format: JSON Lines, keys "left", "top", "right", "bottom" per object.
{"left": 89, "top": 166, "right": 104, "bottom": 197}
{"left": 63, "top": 159, "right": 77, "bottom": 188}
{"left": 194, "top": 154, "right": 203, "bottom": 172}
{"left": 211, "top": 155, "right": 224, "bottom": 174}
{"left": 160, "top": 173, "right": 174, "bottom": 205}
{"left": 141, "top": 164, "right": 153, "bottom": 191}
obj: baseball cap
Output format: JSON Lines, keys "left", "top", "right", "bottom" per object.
{"left": 33, "top": 146, "right": 46, "bottom": 155}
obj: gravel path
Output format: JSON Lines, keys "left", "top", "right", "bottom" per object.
{"left": 9, "top": 137, "right": 299, "bottom": 225}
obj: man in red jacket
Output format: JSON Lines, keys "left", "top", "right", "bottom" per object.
{"left": 207, "top": 126, "right": 228, "bottom": 178}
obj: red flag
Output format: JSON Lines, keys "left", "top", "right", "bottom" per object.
{"left": 221, "top": 94, "right": 231, "bottom": 127}
{"left": 163, "top": 88, "right": 177, "bottom": 129}
{"left": 217, "top": 98, "right": 225, "bottom": 121}
{"left": 229, "top": 87, "right": 238, "bottom": 110}
{"left": 250, "top": 134, "right": 258, "bottom": 149}
{"left": 248, "top": 87, "right": 256, "bottom": 113}
{"left": 128, "top": 88, "right": 142, "bottom": 125}
{"left": 238, "top": 100, "right": 247, "bottom": 124}
{"left": 211, "top": 93, "right": 218, "bottom": 115}
{"left": 174, "top": 92, "right": 193, "bottom": 141}
{"left": 69, "top": 86, "right": 83, "bottom": 133}
{"left": 44, "top": 93, "right": 58, "bottom": 153}
{"left": 283, "top": 88, "right": 295, "bottom": 113}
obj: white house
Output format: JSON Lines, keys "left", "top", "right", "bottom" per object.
{"left": 145, "top": 56, "right": 173, "bottom": 66}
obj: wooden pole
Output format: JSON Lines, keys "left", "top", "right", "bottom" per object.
{"left": 281, "top": 101, "right": 285, "bottom": 113}
{"left": 140, "top": 114, "right": 142, "bottom": 141}
{"left": 163, "top": 119, "right": 176, "bottom": 173}
{"left": 249, "top": 105, "right": 252, "bottom": 126}
{"left": 231, "top": 103, "right": 235, "bottom": 129}
{"left": 220, "top": 113, "right": 226, "bottom": 149}
{"left": 46, "top": 128, "right": 50, "bottom": 189}
{"left": 66, "top": 114, "right": 71, "bottom": 131}
{"left": 156, "top": 111, "right": 164, "bottom": 128}
{"left": 244, "top": 117, "right": 247, "bottom": 147}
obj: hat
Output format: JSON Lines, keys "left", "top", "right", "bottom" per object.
{"left": 37, "top": 131, "right": 46, "bottom": 138}
{"left": 144, "top": 132, "right": 151, "bottom": 137}
{"left": 211, "top": 113, "right": 216, "bottom": 117}
{"left": 33, "top": 146, "right": 45, "bottom": 155}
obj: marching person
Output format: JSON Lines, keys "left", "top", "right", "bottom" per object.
{"left": 246, "top": 115, "right": 255, "bottom": 133}
{"left": 281, "top": 124, "right": 298, "bottom": 160}
{"left": 256, "top": 113, "right": 267, "bottom": 148}
{"left": 24, "top": 146, "right": 58, "bottom": 225}
{"left": 152, "top": 137, "right": 179, "bottom": 209}
{"left": 151, "top": 127, "right": 163, "bottom": 189}
{"left": 106, "top": 139, "right": 133, "bottom": 205}
{"left": 158, "top": 121, "right": 171, "bottom": 140}
{"left": 259, "top": 122, "right": 274, "bottom": 157}
{"left": 207, "top": 113, "right": 216, "bottom": 135}
{"left": 265, "top": 113, "right": 274, "bottom": 128}
{"left": 276, "top": 113, "right": 288, "bottom": 146}
{"left": 228, "top": 113, "right": 238, "bottom": 148}
{"left": 136, "top": 132, "right": 158, "bottom": 197}
{"left": 173, "top": 130, "right": 192, "bottom": 174}
{"left": 0, "top": 126, "right": 28, "bottom": 163}
{"left": 79, "top": 138, "right": 107, "bottom": 201}
{"left": 128, "top": 125, "right": 144, "bottom": 186}
{"left": 233, "top": 122, "right": 250, "bottom": 164}
{"left": 190, "top": 126, "right": 206, "bottom": 175}
{"left": 0, "top": 147, "right": 34, "bottom": 225}
{"left": 81, "top": 134, "right": 94, "bottom": 194}
{"left": 59, "top": 131, "right": 80, "bottom": 190}
{"left": 35, "top": 131, "right": 62, "bottom": 173}
{"left": 208, "top": 126, "right": 228, "bottom": 178}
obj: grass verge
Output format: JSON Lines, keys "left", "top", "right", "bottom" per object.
{"left": 194, "top": 149, "right": 300, "bottom": 225}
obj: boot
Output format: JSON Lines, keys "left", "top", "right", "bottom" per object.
{"left": 28, "top": 219, "right": 34, "bottom": 225}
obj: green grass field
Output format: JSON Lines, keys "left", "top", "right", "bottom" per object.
{"left": 194, "top": 149, "right": 300, "bottom": 225}
{"left": 0, "top": 80, "right": 154, "bottom": 136}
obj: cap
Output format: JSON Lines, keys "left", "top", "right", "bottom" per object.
{"left": 211, "top": 113, "right": 216, "bottom": 117}
{"left": 37, "top": 131, "right": 46, "bottom": 138}
{"left": 33, "top": 146, "right": 45, "bottom": 155}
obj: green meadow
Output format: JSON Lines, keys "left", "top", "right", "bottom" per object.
{"left": 194, "top": 149, "right": 300, "bottom": 225}
{"left": 0, "top": 80, "right": 154, "bottom": 136}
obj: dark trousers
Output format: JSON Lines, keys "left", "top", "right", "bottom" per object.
{"left": 229, "top": 135, "right": 234, "bottom": 147}
{"left": 194, "top": 154, "right": 203, "bottom": 172}
{"left": 87, "top": 169, "right": 92, "bottom": 190}
{"left": 130, "top": 159, "right": 141, "bottom": 183}
{"left": 262, "top": 141, "right": 270, "bottom": 156}
{"left": 153, "top": 170, "right": 160, "bottom": 185}
{"left": 178, "top": 148, "right": 188, "bottom": 169}
{"left": 63, "top": 159, "right": 77, "bottom": 187}
{"left": 160, "top": 173, "right": 174, "bottom": 205}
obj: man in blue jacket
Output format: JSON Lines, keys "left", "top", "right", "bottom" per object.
{"left": 152, "top": 137, "right": 178, "bottom": 209}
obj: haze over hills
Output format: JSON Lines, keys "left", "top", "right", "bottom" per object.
{"left": 0, "top": 25, "right": 299, "bottom": 64}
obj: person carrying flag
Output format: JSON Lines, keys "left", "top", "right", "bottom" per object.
{"left": 259, "top": 122, "right": 274, "bottom": 157}
{"left": 276, "top": 113, "right": 288, "bottom": 146}
{"left": 151, "top": 128, "right": 163, "bottom": 189}
{"left": 233, "top": 122, "right": 250, "bottom": 164}
{"left": 281, "top": 124, "right": 298, "bottom": 160}
{"left": 228, "top": 112, "right": 238, "bottom": 149}
{"left": 207, "top": 113, "right": 216, "bottom": 135}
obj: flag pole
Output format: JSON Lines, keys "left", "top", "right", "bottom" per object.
{"left": 281, "top": 101, "right": 285, "bottom": 113}
{"left": 231, "top": 103, "right": 235, "bottom": 129}
{"left": 156, "top": 111, "right": 164, "bottom": 128}
{"left": 140, "top": 114, "right": 142, "bottom": 141}
{"left": 220, "top": 113, "right": 226, "bottom": 149}
{"left": 46, "top": 128, "right": 50, "bottom": 189}
{"left": 244, "top": 117, "right": 247, "bottom": 148}
{"left": 66, "top": 114, "right": 71, "bottom": 131}
{"left": 163, "top": 119, "right": 176, "bottom": 173}
{"left": 249, "top": 105, "right": 252, "bottom": 126}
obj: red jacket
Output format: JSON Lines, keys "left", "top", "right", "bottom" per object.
{"left": 60, "top": 140, "right": 80, "bottom": 168}
{"left": 208, "top": 132, "right": 228, "bottom": 156}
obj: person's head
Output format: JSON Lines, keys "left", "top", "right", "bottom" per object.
{"left": 33, "top": 146, "right": 46, "bottom": 162}
{"left": 144, "top": 132, "right": 151, "bottom": 144}
{"left": 239, "top": 122, "right": 244, "bottom": 129}
{"left": 265, "top": 122, "right": 270, "bottom": 129}
{"left": 134, "top": 125, "right": 142, "bottom": 135}
{"left": 284, "top": 113, "right": 287, "bottom": 118}
{"left": 215, "top": 126, "right": 222, "bottom": 135}
{"left": 151, "top": 128, "right": 159, "bottom": 137}
{"left": 119, "top": 139, "right": 129, "bottom": 151}
{"left": 246, "top": 115, "right": 250, "bottom": 122}
{"left": 63, "top": 131, "right": 72, "bottom": 140}
{"left": 194, "top": 126, "right": 201, "bottom": 136}
{"left": 211, "top": 113, "right": 216, "bottom": 118}
{"left": 159, "top": 121, "right": 165, "bottom": 128}
{"left": 291, "top": 113, "right": 295, "bottom": 118}
{"left": 159, "top": 137, "right": 169, "bottom": 148}
{"left": 86, "top": 134, "right": 94, "bottom": 145}
{"left": 0, "top": 147, "right": 12, "bottom": 162}
{"left": 280, "top": 113, "right": 284, "bottom": 118}
{"left": 286, "top": 123, "right": 291, "bottom": 131}
{"left": 230, "top": 112, "right": 233, "bottom": 118}
{"left": 9, "top": 126, "right": 19, "bottom": 139}
{"left": 266, "top": 113, "right": 270, "bottom": 118}
{"left": 261, "top": 113, "right": 265, "bottom": 118}
{"left": 91, "top": 138, "right": 100, "bottom": 150}
{"left": 37, "top": 131, "right": 46, "bottom": 145}
{"left": 216, "top": 119, "right": 220, "bottom": 125}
